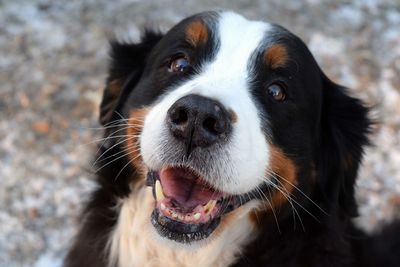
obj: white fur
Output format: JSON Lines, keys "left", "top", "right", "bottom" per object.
{"left": 141, "top": 11, "right": 272, "bottom": 195}
{"left": 108, "top": 187, "right": 258, "bottom": 267}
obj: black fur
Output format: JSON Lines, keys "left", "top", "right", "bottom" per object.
{"left": 64, "top": 12, "right": 400, "bottom": 267}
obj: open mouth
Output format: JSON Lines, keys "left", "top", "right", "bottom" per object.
{"left": 147, "top": 167, "right": 253, "bottom": 243}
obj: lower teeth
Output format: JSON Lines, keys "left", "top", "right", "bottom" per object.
{"left": 159, "top": 206, "right": 203, "bottom": 223}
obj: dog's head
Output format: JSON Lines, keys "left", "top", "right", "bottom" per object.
{"left": 98, "top": 11, "right": 370, "bottom": 244}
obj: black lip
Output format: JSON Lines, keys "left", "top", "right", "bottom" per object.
{"left": 147, "top": 170, "right": 272, "bottom": 243}
{"left": 146, "top": 171, "right": 158, "bottom": 187}
{"left": 151, "top": 209, "right": 221, "bottom": 243}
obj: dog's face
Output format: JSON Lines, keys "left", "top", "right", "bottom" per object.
{"left": 99, "top": 11, "right": 369, "bottom": 245}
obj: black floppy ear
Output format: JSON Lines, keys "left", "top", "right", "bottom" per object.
{"left": 318, "top": 74, "right": 371, "bottom": 217}
{"left": 99, "top": 31, "right": 163, "bottom": 125}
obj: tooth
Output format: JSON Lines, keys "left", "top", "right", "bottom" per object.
{"left": 204, "top": 200, "right": 217, "bottom": 213}
{"left": 172, "top": 212, "right": 178, "bottom": 218}
{"left": 160, "top": 203, "right": 166, "bottom": 210}
{"left": 185, "top": 214, "right": 191, "bottom": 222}
{"left": 193, "top": 213, "right": 201, "bottom": 221}
{"left": 178, "top": 214, "right": 184, "bottom": 221}
{"left": 155, "top": 180, "right": 165, "bottom": 201}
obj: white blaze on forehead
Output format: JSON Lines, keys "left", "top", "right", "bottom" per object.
{"left": 199, "top": 11, "right": 268, "bottom": 93}
{"left": 141, "top": 11, "right": 272, "bottom": 194}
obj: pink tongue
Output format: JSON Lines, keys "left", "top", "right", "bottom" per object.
{"left": 159, "top": 168, "right": 223, "bottom": 209}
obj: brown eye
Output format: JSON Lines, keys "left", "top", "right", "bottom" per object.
{"left": 169, "top": 57, "right": 190, "bottom": 73}
{"left": 267, "top": 83, "right": 286, "bottom": 102}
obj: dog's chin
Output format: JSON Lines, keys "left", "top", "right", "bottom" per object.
{"left": 146, "top": 166, "right": 263, "bottom": 244}
{"left": 151, "top": 209, "right": 222, "bottom": 243}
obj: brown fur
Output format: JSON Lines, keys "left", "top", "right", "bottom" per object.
{"left": 125, "top": 107, "right": 149, "bottom": 183}
{"left": 250, "top": 146, "right": 298, "bottom": 224}
{"left": 269, "top": 146, "right": 298, "bottom": 207}
{"left": 228, "top": 109, "right": 238, "bottom": 123}
{"left": 185, "top": 21, "right": 208, "bottom": 47}
{"left": 264, "top": 44, "right": 288, "bottom": 69}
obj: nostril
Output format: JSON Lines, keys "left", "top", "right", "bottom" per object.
{"left": 202, "top": 116, "right": 220, "bottom": 135}
{"left": 170, "top": 107, "right": 188, "bottom": 125}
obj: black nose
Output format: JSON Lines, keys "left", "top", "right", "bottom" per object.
{"left": 167, "top": 94, "right": 232, "bottom": 151}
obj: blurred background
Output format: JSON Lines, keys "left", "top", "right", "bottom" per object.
{"left": 1, "top": 0, "right": 400, "bottom": 266}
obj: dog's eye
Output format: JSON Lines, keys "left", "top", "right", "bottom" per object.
{"left": 169, "top": 57, "right": 190, "bottom": 73}
{"left": 267, "top": 83, "right": 286, "bottom": 102}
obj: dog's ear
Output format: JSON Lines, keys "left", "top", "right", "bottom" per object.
{"left": 99, "top": 31, "right": 163, "bottom": 125}
{"left": 317, "top": 74, "right": 371, "bottom": 217}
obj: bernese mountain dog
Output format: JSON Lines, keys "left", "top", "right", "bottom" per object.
{"left": 64, "top": 11, "right": 400, "bottom": 267}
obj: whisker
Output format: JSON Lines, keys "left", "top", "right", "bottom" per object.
{"left": 268, "top": 178, "right": 317, "bottom": 226}
{"left": 93, "top": 136, "right": 137, "bottom": 167}
{"left": 259, "top": 175, "right": 302, "bottom": 229}
{"left": 81, "top": 116, "right": 144, "bottom": 130}
{"left": 254, "top": 185, "right": 281, "bottom": 233}
{"left": 267, "top": 180, "right": 304, "bottom": 230}
{"left": 88, "top": 124, "right": 140, "bottom": 157}
{"left": 266, "top": 185, "right": 283, "bottom": 232}
{"left": 95, "top": 144, "right": 140, "bottom": 164}
{"left": 114, "top": 152, "right": 142, "bottom": 181}
{"left": 95, "top": 149, "right": 137, "bottom": 173}
{"left": 79, "top": 133, "right": 140, "bottom": 148}
{"left": 80, "top": 121, "right": 139, "bottom": 131}
{"left": 274, "top": 181, "right": 301, "bottom": 230}
{"left": 266, "top": 169, "right": 327, "bottom": 216}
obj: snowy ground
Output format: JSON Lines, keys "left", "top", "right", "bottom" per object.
{"left": 1, "top": 0, "right": 400, "bottom": 266}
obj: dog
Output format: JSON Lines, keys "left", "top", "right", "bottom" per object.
{"left": 64, "top": 11, "right": 400, "bottom": 267}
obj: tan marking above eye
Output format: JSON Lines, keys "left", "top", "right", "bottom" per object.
{"left": 264, "top": 44, "right": 288, "bottom": 69}
{"left": 185, "top": 21, "right": 209, "bottom": 46}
